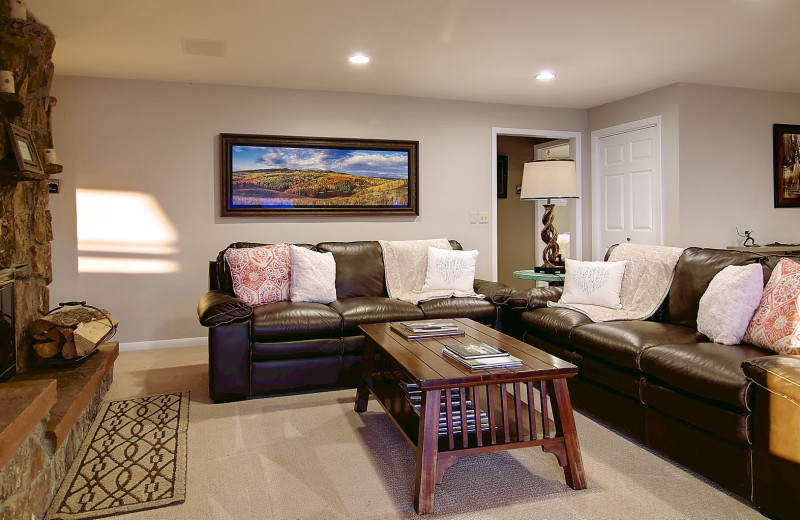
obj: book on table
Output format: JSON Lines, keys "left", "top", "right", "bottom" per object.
{"left": 390, "top": 324, "right": 465, "bottom": 340}
{"left": 397, "top": 319, "right": 460, "bottom": 333}
{"left": 442, "top": 348, "right": 522, "bottom": 370}
{"left": 443, "top": 341, "right": 509, "bottom": 360}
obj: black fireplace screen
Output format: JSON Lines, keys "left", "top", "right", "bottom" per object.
{"left": 0, "top": 278, "right": 15, "bottom": 382}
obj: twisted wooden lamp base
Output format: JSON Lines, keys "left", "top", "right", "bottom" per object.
{"left": 537, "top": 203, "right": 562, "bottom": 273}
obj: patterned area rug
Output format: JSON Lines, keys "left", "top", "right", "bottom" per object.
{"left": 45, "top": 392, "right": 189, "bottom": 520}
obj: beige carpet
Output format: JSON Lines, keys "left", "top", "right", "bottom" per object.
{"left": 102, "top": 345, "right": 763, "bottom": 519}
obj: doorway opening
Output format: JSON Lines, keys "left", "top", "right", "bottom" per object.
{"left": 491, "top": 128, "right": 583, "bottom": 290}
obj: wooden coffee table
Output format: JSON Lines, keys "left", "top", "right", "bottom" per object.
{"left": 354, "top": 318, "right": 586, "bottom": 514}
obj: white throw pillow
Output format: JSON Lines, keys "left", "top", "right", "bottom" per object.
{"left": 289, "top": 245, "right": 337, "bottom": 304}
{"left": 560, "top": 259, "right": 627, "bottom": 308}
{"left": 422, "top": 247, "right": 478, "bottom": 292}
{"left": 698, "top": 263, "right": 764, "bottom": 345}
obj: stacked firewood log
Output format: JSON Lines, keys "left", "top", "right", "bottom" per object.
{"left": 30, "top": 306, "right": 117, "bottom": 361}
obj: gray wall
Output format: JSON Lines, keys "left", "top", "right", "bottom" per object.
{"left": 49, "top": 76, "right": 587, "bottom": 343}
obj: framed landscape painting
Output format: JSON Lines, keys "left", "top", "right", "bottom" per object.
{"left": 774, "top": 124, "right": 800, "bottom": 207}
{"left": 220, "top": 134, "right": 419, "bottom": 216}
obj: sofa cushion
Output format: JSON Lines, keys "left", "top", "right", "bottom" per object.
{"left": 663, "top": 247, "right": 763, "bottom": 328}
{"left": 743, "top": 355, "right": 800, "bottom": 404}
{"left": 252, "top": 338, "right": 343, "bottom": 361}
{"left": 328, "top": 296, "right": 424, "bottom": 330}
{"left": 642, "top": 381, "right": 751, "bottom": 444}
{"left": 519, "top": 307, "right": 592, "bottom": 345}
{"left": 316, "top": 241, "right": 386, "bottom": 299}
{"left": 251, "top": 301, "right": 342, "bottom": 340}
{"left": 570, "top": 321, "right": 704, "bottom": 371}
{"left": 225, "top": 243, "right": 292, "bottom": 305}
{"left": 423, "top": 247, "right": 478, "bottom": 292}
{"left": 743, "top": 257, "right": 800, "bottom": 355}
{"left": 639, "top": 342, "right": 772, "bottom": 410}
{"left": 417, "top": 297, "right": 496, "bottom": 323}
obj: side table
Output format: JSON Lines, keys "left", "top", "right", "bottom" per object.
{"left": 513, "top": 270, "right": 565, "bottom": 286}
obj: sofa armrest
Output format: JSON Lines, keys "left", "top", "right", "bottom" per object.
{"left": 502, "top": 286, "right": 564, "bottom": 309}
{"left": 743, "top": 355, "right": 800, "bottom": 404}
{"left": 197, "top": 290, "right": 253, "bottom": 328}
{"left": 473, "top": 278, "right": 516, "bottom": 304}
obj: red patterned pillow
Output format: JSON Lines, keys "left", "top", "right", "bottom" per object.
{"left": 224, "top": 244, "right": 291, "bottom": 306}
{"left": 743, "top": 258, "right": 800, "bottom": 354}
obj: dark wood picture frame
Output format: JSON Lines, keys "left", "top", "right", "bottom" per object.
{"left": 220, "top": 134, "right": 419, "bottom": 216}
{"left": 774, "top": 124, "right": 800, "bottom": 208}
{"left": 497, "top": 155, "right": 508, "bottom": 198}
{"left": 5, "top": 123, "right": 42, "bottom": 174}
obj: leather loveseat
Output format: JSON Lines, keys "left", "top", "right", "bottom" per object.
{"left": 504, "top": 246, "right": 800, "bottom": 518}
{"left": 197, "top": 240, "right": 514, "bottom": 403}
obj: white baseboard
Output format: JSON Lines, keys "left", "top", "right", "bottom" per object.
{"left": 119, "top": 337, "right": 207, "bottom": 352}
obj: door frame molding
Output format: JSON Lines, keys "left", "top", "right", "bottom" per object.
{"left": 492, "top": 127, "right": 583, "bottom": 280}
{"left": 590, "top": 116, "right": 663, "bottom": 260}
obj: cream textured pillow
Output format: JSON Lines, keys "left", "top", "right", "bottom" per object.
{"left": 697, "top": 264, "right": 764, "bottom": 345}
{"left": 560, "top": 259, "right": 627, "bottom": 308}
{"left": 224, "top": 244, "right": 291, "bottom": 306}
{"left": 289, "top": 245, "right": 337, "bottom": 304}
{"left": 743, "top": 258, "right": 800, "bottom": 354}
{"left": 422, "top": 246, "right": 478, "bottom": 292}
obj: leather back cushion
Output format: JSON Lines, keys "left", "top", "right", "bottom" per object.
{"left": 316, "top": 241, "right": 387, "bottom": 298}
{"left": 663, "top": 247, "right": 763, "bottom": 328}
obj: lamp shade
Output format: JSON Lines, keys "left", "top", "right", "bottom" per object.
{"left": 520, "top": 159, "right": 579, "bottom": 200}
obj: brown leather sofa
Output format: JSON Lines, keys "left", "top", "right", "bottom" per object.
{"left": 504, "top": 246, "right": 800, "bottom": 518}
{"left": 197, "top": 240, "right": 514, "bottom": 402}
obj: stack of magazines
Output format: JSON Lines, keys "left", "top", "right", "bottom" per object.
{"left": 442, "top": 341, "right": 522, "bottom": 370}
{"left": 390, "top": 320, "right": 465, "bottom": 339}
{"left": 400, "top": 381, "right": 490, "bottom": 436}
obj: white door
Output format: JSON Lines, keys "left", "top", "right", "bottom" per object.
{"left": 592, "top": 121, "right": 662, "bottom": 259}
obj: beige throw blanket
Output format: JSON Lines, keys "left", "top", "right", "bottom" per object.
{"left": 379, "top": 239, "right": 483, "bottom": 304}
{"left": 548, "top": 243, "right": 685, "bottom": 322}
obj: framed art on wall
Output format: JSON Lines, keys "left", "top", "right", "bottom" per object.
{"left": 219, "top": 134, "right": 419, "bottom": 216}
{"left": 5, "top": 123, "right": 43, "bottom": 174}
{"left": 774, "top": 124, "right": 800, "bottom": 208}
{"left": 497, "top": 155, "right": 508, "bottom": 198}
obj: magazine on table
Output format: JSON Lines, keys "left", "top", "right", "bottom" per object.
{"left": 390, "top": 324, "right": 465, "bottom": 340}
{"left": 443, "top": 341, "right": 509, "bottom": 360}
{"left": 397, "top": 319, "right": 460, "bottom": 333}
{"left": 442, "top": 348, "right": 522, "bottom": 370}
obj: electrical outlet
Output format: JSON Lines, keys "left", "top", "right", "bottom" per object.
{"left": 469, "top": 212, "right": 479, "bottom": 224}
{"left": 478, "top": 212, "right": 489, "bottom": 224}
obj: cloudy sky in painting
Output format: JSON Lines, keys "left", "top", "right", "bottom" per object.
{"left": 232, "top": 146, "right": 409, "bottom": 179}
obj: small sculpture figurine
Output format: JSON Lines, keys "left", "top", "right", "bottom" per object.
{"left": 736, "top": 227, "right": 759, "bottom": 247}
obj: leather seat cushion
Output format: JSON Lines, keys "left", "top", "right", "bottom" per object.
{"left": 251, "top": 302, "right": 342, "bottom": 340}
{"left": 742, "top": 354, "right": 800, "bottom": 403}
{"left": 642, "top": 381, "right": 751, "bottom": 444}
{"left": 520, "top": 307, "right": 591, "bottom": 345}
{"left": 329, "top": 296, "right": 424, "bottom": 330}
{"left": 252, "top": 338, "right": 343, "bottom": 361}
{"left": 417, "top": 297, "right": 495, "bottom": 323}
{"left": 639, "top": 342, "right": 772, "bottom": 410}
{"left": 571, "top": 321, "right": 704, "bottom": 371}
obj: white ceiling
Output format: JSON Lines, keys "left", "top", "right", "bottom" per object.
{"left": 26, "top": 0, "right": 800, "bottom": 109}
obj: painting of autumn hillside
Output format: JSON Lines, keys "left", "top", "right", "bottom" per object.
{"left": 221, "top": 135, "right": 418, "bottom": 216}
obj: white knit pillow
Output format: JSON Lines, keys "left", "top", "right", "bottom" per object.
{"left": 422, "top": 247, "right": 478, "bottom": 292}
{"left": 697, "top": 263, "right": 764, "bottom": 345}
{"left": 560, "top": 259, "right": 627, "bottom": 308}
{"left": 289, "top": 245, "right": 337, "bottom": 304}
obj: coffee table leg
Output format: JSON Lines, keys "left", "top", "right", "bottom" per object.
{"left": 355, "top": 337, "right": 376, "bottom": 413}
{"left": 414, "top": 389, "right": 440, "bottom": 514}
{"left": 550, "top": 378, "right": 587, "bottom": 489}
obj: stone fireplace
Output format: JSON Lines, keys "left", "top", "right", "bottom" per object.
{"left": 0, "top": 3, "right": 118, "bottom": 519}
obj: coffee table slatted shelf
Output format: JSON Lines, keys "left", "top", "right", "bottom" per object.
{"left": 356, "top": 318, "right": 586, "bottom": 514}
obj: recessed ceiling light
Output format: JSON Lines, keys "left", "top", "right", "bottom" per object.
{"left": 348, "top": 53, "right": 370, "bottom": 64}
{"left": 535, "top": 71, "right": 557, "bottom": 80}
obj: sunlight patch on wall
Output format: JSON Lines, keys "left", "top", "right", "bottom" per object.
{"left": 77, "top": 189, "right": 180, "bottom": 274}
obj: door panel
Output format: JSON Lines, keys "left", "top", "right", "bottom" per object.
{"left": 594, "top": 124, "right": 661, "bottom": 258}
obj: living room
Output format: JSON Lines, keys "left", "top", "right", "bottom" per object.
{"left": 2, "top": 1, "right": 800, "bottom": 519}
